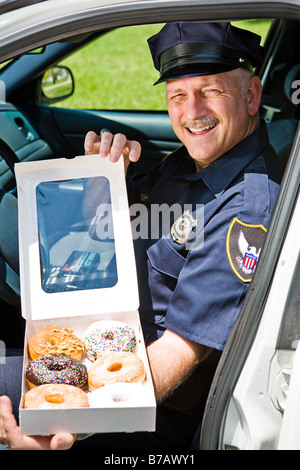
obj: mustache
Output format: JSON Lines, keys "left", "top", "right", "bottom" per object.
{"left": 183, "top": 117, "right": 219, "bottom": 128}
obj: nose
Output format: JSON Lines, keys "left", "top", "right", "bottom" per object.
{"left": 184, "top": 93, "right": 209, "bottom": 121}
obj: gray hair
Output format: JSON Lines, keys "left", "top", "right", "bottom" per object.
{"left": 234, "top": 68, "right": 256, "bottom": 98}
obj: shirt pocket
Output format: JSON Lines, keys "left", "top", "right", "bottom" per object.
{"left": 144, "top": 238, "right": 187, "bottom": 332}
{"left": 146, "top": 236, "right": 187, "bottom": 280}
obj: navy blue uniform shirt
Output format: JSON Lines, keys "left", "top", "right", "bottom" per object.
{"left": 128, "top": 122, "right": 282, "bottom": 351}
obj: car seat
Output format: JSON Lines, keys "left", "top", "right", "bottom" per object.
{"left": 0, "top": 189, "right": 20, "bottom": 306}
{"left": 266, "top": 63, "right": 300, "bottom": 167}
{"left": 267, "top": 118, "right": 299, "bottom": 167}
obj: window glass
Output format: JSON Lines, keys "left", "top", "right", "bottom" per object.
{"left": 36, "top": 176, "right": 118, "bottom": 293}
{"left": 57, "top": 24, "right": 166, "bottom": 110}
{"left": 56, "top": 20, "right": 272, "bottom": 111}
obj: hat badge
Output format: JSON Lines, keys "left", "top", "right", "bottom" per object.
{"left": 171, "top": 210, "right": 197, "bottom": 245}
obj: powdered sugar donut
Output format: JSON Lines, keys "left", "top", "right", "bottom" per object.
{"left": 84, "top": 320, "right": 137, "bottom": 362}
{"left": 88, "top": 383, "right": 150, "bottom": 407}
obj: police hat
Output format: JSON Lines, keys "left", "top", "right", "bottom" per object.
{"left": 148, "top": 22, "right": 265, "bottom": 85}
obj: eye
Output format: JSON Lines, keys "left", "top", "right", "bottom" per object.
{"left": 169, "top": 93, "right": 186, "bottom": 103}
{"left": 204, "top": 89, "right": 222, "bottom": 97}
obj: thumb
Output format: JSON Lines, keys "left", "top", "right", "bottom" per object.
{"left": 50, "top": 432, "right": 76, "bottom": 450}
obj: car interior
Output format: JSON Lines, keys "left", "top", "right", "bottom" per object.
{"left": 0, "top": 17, "right": 299, "bottom": 351}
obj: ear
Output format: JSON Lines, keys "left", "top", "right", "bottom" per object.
{"left": 247, "top": 75, "right": 262, "bottom": 116}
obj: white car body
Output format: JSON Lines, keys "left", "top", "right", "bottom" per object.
{"left": 0, "top": 0, "right": 299, "bottom": 450}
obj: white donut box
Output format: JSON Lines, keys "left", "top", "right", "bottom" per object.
{"left": 15, "top": 154, "right": 156, "bottom": 436}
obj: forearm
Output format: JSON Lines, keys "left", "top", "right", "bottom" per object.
{"left": 147, "top": 329, "right": 213, "bottom": 404}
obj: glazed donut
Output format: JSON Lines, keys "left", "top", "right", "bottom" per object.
{"left": 84, "top": 320, "right": 137, "bottom": 362}
{"left": 26, "top": 355, "right": 88, "bottom": 390}
{"left": 88, "top": 351, "right": 146, "bottom": 391}
{"left": 23, "top": 383, "right": 89, "bottom": 409}
{"left": 28, "top": 326, "right": 84, "bottom": 361}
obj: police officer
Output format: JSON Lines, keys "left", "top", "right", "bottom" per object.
{"left": 0, "top": 21, "right": 282, "bottom": 450}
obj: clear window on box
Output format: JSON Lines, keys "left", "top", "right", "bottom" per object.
{"left": 36, "top": 176, "right": 118, "bottom": 293}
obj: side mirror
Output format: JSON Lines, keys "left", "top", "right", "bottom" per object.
{"left": 41, "top": 66, "right": 74, "bottom": 104}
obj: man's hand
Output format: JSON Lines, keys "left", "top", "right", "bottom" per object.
{"left": 84, "top": 130, "right": 141, "bottom": 173}
{"left": 0, "top": 396, "right": 76, "bottom": 450}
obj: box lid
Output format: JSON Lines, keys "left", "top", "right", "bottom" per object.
{"left": 15, "top": 155, "right": 139, "bottom": 321}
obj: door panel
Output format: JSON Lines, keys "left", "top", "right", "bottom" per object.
{"left": 47, "top": 106, "right": 180, "bottom": 173}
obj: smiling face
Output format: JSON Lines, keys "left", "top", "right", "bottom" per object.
{"left": 166, "top": 69, "right": 262, "bottom": 171}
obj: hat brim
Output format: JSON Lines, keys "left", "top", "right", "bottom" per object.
{"left": 153, "top": 63, "right": 241, "bottom": 85}
{"left": 153, "top": 41, "right": 253, "bottom": 86}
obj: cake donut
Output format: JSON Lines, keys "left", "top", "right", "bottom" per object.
{"left": 88, "top": 351, "right": 146, "bottom": 391}
{"left": 84, "top": 320, "right": 137, "bottom": 362}
{"left": 28, "top": 326, "right": 84, "bottom": 361}
{"left": 26, "top": 355, "right": 88, "bottom": 390}
{"left": 23, "top": 383, "right": 89, "bottom": 409}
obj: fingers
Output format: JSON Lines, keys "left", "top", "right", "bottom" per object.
{"left": 0, "top": 395, "right": 24, "bottom": 449}
{"left": 0, "top": 395, "right": 75, "bottom": 450}
{"left": 126, "top": 140, "right": 142, "bottom": 163}
{"left": 50, "top": 432, "right": 77, "bottom": 450}
{"left": 84, "top": 130, "right": 101, "bottom": 154}
{"left": 0, "top": 396, "right": 9, "bottom": 445}
{"left": 100, "top": 131, "right": 126, "bottom": 162}
{"left": 84, "top": 129, "right": 141, "bottom": 166}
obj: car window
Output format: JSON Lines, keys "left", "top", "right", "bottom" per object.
{"left": 56, "top": 20, "right": 273, "bottom": 112}
{"left": 57, "top": 24, "right": 167, "bottom": 111}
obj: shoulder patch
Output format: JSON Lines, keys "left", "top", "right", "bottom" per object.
{"left": 226, "top": 218, "right": 267, "bottom": 283}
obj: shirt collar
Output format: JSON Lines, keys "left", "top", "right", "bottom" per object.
{"left": 180, "top": 121, "right": 270, "bottom": 197}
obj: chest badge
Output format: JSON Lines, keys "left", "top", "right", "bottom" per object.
{"left": 226, "top": 217, "right": 267, "bottom": 283}
{"left": 171, "top": 210, "right": 197, "bottom": 245}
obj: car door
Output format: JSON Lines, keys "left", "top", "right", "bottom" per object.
{"left": 199, "top": 123, "right": 300, "bottom": 450}
{"left": 45, "top": 106, "right": 179, "bottom": 175}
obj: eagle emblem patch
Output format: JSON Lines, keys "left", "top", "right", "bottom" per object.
{"left": 226, "top": 218, "right": 267, "bottom": 282}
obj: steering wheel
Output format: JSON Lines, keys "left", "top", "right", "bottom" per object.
{"left": 0, "top": 138, "right": 19, "bottom": 173}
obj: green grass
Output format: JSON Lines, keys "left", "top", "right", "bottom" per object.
{"left": 58, "top": 24, "right": 166, "bottom": 110}
{"left": 57, "top": 20, "right": 272, "bottom": 111}
{"left": 232, "top": 19, "right": 272, "bottom": 42}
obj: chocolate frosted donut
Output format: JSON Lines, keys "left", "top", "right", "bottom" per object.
{"left": 26, "top": 355, "right": 88, "bottom": 390}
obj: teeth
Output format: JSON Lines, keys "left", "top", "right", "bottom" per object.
{"left": 188, "top": 123, "right": 216, "bottom": 133}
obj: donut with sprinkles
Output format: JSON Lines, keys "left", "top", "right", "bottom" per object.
{"left": 26, "top": 355, "right": 88, "bottom": 390}
{"left": 84, "top": 320, "right": 137, "bottom": 362}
